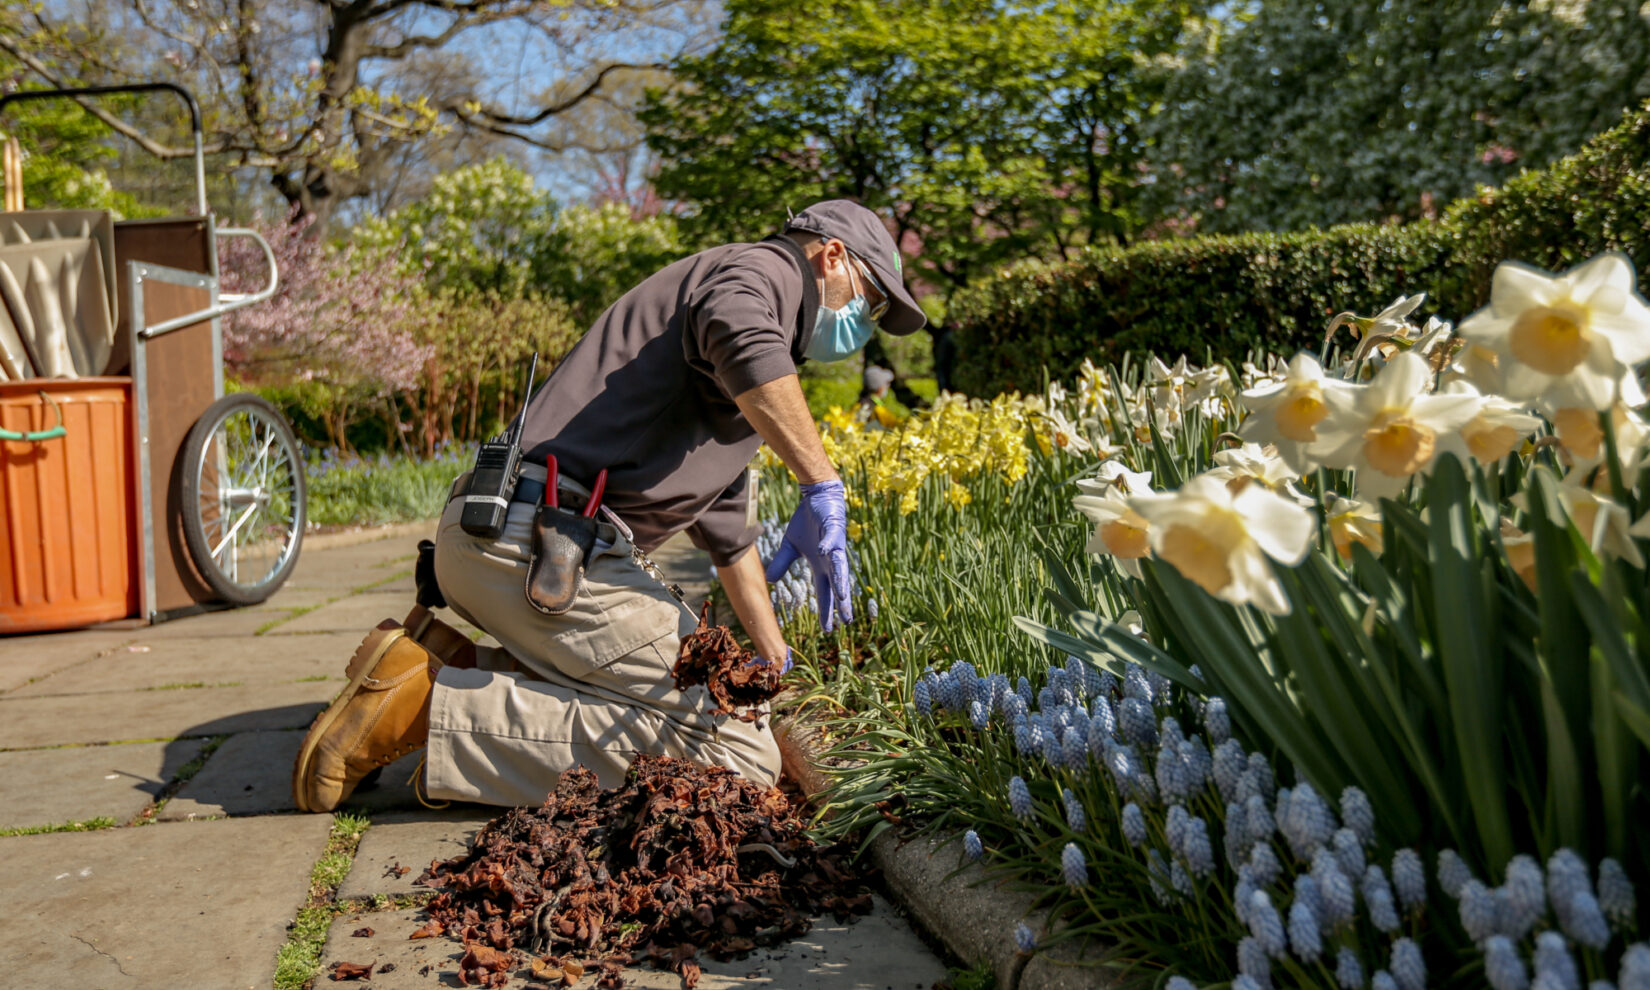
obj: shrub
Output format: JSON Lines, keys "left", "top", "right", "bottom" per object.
{"left": 950, "top": 101, "right": 1650, "bottom": 397}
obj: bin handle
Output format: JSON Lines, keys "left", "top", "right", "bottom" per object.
{"left": 0, "top": 391, "right": 67, "bottom": 442}
{"left": 138, "top": 227, "right": 280, "bottom": 339}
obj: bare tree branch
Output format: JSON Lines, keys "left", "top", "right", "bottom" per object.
{"left": 448, "top": 61, "right": 666, "bottom": 128}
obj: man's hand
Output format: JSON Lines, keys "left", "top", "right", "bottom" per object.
{"left": 765, "top": 479, "right": 854, "bottom": 632}
{"left": 746, "top": 647, "right": 795, "bottom": 674}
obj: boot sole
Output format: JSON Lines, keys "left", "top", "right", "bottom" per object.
{"left": 291, "top": 623, "right": 409, "bottom": 813}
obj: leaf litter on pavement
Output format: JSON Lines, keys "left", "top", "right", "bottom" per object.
{"left": 409, "top": 754, "right": 874, "bottom": 988}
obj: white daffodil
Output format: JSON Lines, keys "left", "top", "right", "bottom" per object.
{"left": 1207, "top": 442, "right": 1314, "bottom": 505}
{"left": 1434, "top": 381, "right": 1542, "bottom": 466}
{"left": 1148, "top": 354, "right": 1192, "bottom": 411}
{"left": 1325, "top": 494, "right": 1384, "bottom": 560}
{"left": 1550, "top": 402, "right": 1650, "bottom": 470}
{"left": 1043, "top": 408, "right": 1093, "bottom": 456}
{"left": 1047, "top": 381, "right": 1069, "bottom": 406}
{"left": 1239, "top": 352, "right": 1357, "bottom": 472}
{"left": 1114, "top": 609, "right": 1147, "bottom": 638}
{"left": 1514, "top": 473, "right": 1645, "bottom": 567}
{"left": 1501, "top": 521, "right": 1539, "bottom": 592}
{"left": 1075, "top": 460, "right": 1154, "bottom": 497}
{"left": 1128, "top": 472, "right": 1316, "bottom": 615}
{"left": 1456, "top": 252, "right": 1650, "bottom": 411}
{"left": 1188, "top": 364, "right": 1233, "bottom": 404}
{"left": 1240, "top": 354, "right": 1290, "bottom": 392}
{"left": 1312, "top": 351, "right": 1482, "bottom": 500}
{"left": 1129, "top": 387, "right": 1181, "bottom": 443}
{"left": 1073, "top": 486, "right": 1150, "bottom": 578}
{"left": 1371, "top": 293, "right": 1427, "bottom": 336}
{"left": 1446, "top": 340, "right": 1505, "bottom": 394}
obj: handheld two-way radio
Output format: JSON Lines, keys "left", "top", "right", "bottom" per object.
{"left": 459, "top": 353, "right": 539, "bottom": 539}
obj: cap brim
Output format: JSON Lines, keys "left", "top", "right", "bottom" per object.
{"left": 868, "top": 261, "right": 927, "bottom": 335}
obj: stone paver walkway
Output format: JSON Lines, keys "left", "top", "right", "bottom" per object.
{"left": 1, "top": 524, "right": 947, "bottom": 989}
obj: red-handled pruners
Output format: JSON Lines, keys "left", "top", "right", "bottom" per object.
{"left": 543, "top": 453, "right": 607, "bottom": 517}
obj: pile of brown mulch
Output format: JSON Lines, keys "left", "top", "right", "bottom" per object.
{"left": 670, "top": 604, "right": 783, "bottom": 721}
{"left": 410, "top": 754, "right": 874, "bottom": 989}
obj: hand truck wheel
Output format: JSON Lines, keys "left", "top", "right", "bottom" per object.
{"left": 178, "top": 392, "right": 307, "bottom": 605}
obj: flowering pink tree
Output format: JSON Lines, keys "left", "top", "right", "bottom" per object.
{"left": 220, "top": 210, "right": 433, "bottom": 451}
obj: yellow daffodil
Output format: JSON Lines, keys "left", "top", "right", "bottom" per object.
{"left": 1457, "top": 252, "right": 1650, "bottom": 411}
{"left": 1128, "top": 473, "right": 1316, "bottom": 615}
{"left": 1311, "top": 352, "right": 1481, "bottom": 500}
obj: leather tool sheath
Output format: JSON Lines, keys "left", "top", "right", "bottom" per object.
{"left": 525, "top": 504, "right": 597, "bottom": 615}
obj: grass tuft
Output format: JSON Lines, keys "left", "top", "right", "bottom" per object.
{"left": 0, "top": 816, "right": 118, "bottom": 837}
{"left": 130, "top": 734, "right": 230, "bottom": 825}
{"left": 274, "top": 812, "right": 372, "bottom": 990}
{"left": 139, "top": 681, "right": 244, "bottom": 691}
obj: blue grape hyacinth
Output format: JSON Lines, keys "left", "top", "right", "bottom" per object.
{"left": 1391, "top": 937, "right": 1427, "bottom": 990}
{"left": 1289, "top": 896, "right": 1323, "bottom": 962}
{"left": 1121, "top": 802, "right": 1147, "bottom": 847}
{"left": 1439, "top": 849, "right": 1475, "bottom": 899}
{"left": 1337, "top": 945, "right": 1367, "bottom": 989}
{"left": 1062, "top": 788, "right": 1085, "bottom": 832}
{"left": 1504, "top": 854, "right": 1546, "bottom": 939}
{"left": 1204, "top": 695, "right": 1231, "bottom": 743}
{"left": 1363, "top": 865, "right": 1401, "bottom": 933}
{"left": 1341, "top": 786, "right": 1376, "bottom": 847}
{"left": 1392, "top": 849, "right": 1427, "bottom": 913}
{"left": 1599, "top": 859, "right": 1637, "bottom": 930}
{"left": 1237, "top": 936, "right": 1271, "bottom": 989}
{"left": 1534, "top": 931, "right": 1580, "bottom": 990}
{"left": 1484, "top": 935, "right": 1530, "bottom": 990}
{"left": 963, "top": 829, "right": 983, "bottom": 863}
{"left": 1062, "top": 842, "right": 1087, "bottom": 889}
{"left": 1008, "top": 776, "right": 1033, "bottom": 821}
{"left": 1460, "top": 879, "right": 1499, "bottom": 942}
{"left": 1014, "top": 922, "right": 1037, "bottom": 953}
{"left": 1248, "top": 890, "right": 1287, "bottom": 957}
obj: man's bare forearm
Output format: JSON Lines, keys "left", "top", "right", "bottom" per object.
{"left": 734, "top": 375, "right": 837, "bottom": 485}
{"left": 718, "top": 547, "right": 789, "bottom": 664}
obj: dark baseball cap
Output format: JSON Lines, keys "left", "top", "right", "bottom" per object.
{"left": 784, "top": 200, "right": 927, "bottom": 335}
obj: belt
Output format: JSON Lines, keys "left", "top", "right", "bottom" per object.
{"left": 513, "top": 477, "right": 548, "bottom": 506}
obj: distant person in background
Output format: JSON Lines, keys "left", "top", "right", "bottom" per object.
{"left": 858, "top": 333, "right": 932, "bottom": 411}
{"left": 859, "top": 364, "right": 898, "bottom": 428}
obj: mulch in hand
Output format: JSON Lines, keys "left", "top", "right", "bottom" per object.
{"left": 670, "top": 603, "right": 783, "bottom": 722}
{"left": 412, "top": 754, "right": 874, "bottom": 989}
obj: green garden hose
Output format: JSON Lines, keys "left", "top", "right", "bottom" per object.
{"left": 0, "top": 391, "right": 67, "bottom": 442}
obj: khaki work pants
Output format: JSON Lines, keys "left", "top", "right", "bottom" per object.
{"left": 426, "top": 488, "right": 781, "bottom": 806}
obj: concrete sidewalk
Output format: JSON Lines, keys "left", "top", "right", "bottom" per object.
{"left": 0, "top": 524, "right": 948, "bottom": 990}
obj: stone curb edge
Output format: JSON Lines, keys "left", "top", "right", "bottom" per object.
{"left": 773, "top": 715, "right": 1124, "bottom": 990}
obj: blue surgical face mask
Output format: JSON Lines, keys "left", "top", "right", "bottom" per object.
{"left": 806, "top": 294, "right": 876, "bottom": 363}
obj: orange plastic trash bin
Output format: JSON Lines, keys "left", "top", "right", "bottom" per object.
{"left": 0, "top": 378, "right": 138, "bottom": 633}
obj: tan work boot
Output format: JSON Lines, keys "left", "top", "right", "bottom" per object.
{"left": 292, "top": 620, "right": 441, "bottom": 813}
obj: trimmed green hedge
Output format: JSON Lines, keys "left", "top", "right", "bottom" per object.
{"left": 950, "top": 101, "right": 1650, "bottom": 397}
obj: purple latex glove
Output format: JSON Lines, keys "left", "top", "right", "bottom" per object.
{"left": 746, "top": 646, "right": 795, "bottom": 674}
{"left": 764, "top": 479, "right": 854, "bottom": 632}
